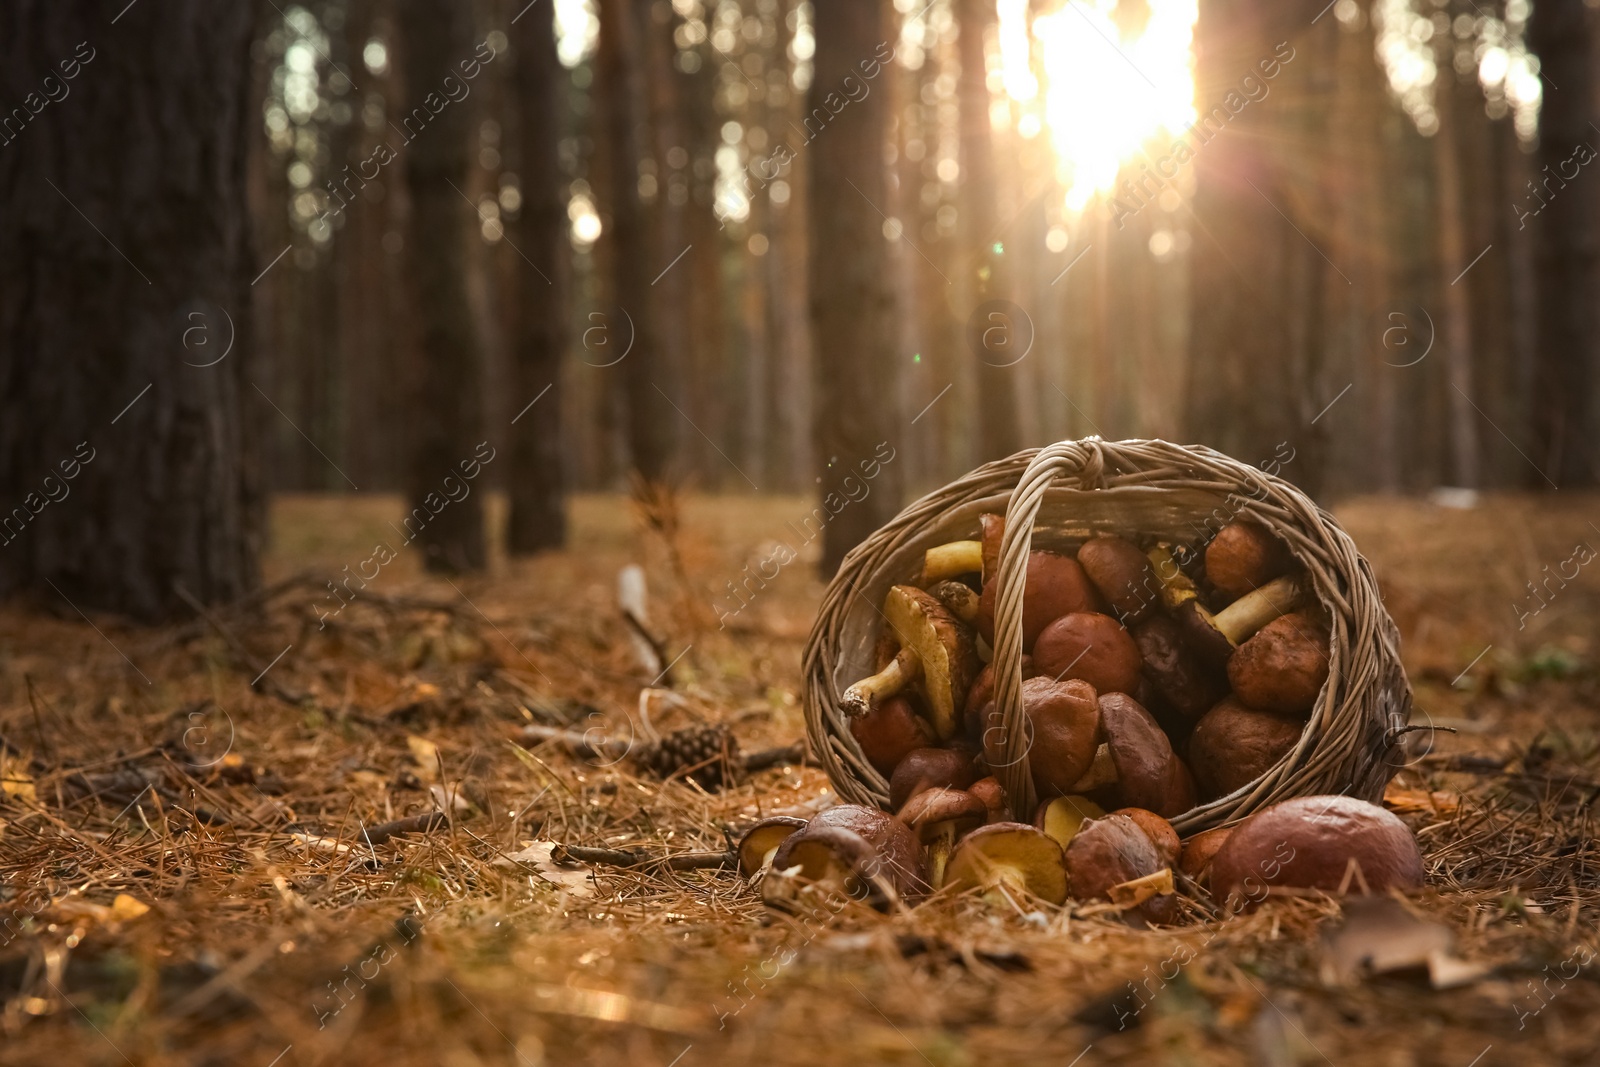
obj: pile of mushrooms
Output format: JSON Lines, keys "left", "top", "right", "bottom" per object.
{"left": 738, "top": 515, "right": 1423, "bottom": 922}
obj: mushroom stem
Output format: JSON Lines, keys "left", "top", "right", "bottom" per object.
{"left": 841, "top": 647, "right": 922, "bottom": 718}
{"left": 922, "top": 540, "right": 984, "bottom": 583}
{"left": 982, "top": 865, "right": 1032, "bottom": 908}
{"left": 1068, "top": 744, "right": 1119, "bottom": 793}
{"left": 1212, "top": 574, "right": 1306, "bottom": 644}
{"left": 1146, "top": 544, "right": 1199, "bottom": 611}
{"left": 928, "top": 822, "right": 957, "bottom": 889}
{"left": 927, "top": 580, "right": 980, "bottom": 626}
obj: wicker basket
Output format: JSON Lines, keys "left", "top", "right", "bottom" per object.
{"left": 802, "top": 438, "right": 1411, "bottom": 835}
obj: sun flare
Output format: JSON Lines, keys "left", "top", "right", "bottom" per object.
{"left": 999, "top": 0, "right": 1198, "bottom": 214}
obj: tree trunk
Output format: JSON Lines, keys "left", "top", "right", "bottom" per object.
{"left": 397, "top": 0, "right": 488, "bottom": 571}
{"left": 508, "top": 0, "right": 570, "bottom": 553}
{"left": 1432, "top": 56, "right": 1480, "bottom": 488}
{"left": 1527, "top": 0, "right": 1600, "bottom": 487}
{"left": 0, "top": 2, "right": 260, "bottom": 620}
{"left": 957, "top": 0, "right": 1021, "bottom": 462}
{"left": 596, "top": 0, "right": 676, "bottom": 482}
{"left": 810, "top": 0, "right": 904, "bottom": 573}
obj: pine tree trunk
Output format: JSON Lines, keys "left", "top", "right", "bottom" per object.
{"left": 1527, "top": 0, "right": 1600, "bottom": 486}
{"left": 397, "top": 0, "right": 488, "bottom": 571}
{"left": 810, "top": 0, "right": 904, "bottom": 574}
{"left": 508, "top": 0, "right": 570, "bottom": 553}
{"left": 0, "top": 2, "right": 261, "bottom": 620}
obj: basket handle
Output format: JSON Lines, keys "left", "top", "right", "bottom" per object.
{"left": 984, "top": 439, "right": 1109, "bottom": 819}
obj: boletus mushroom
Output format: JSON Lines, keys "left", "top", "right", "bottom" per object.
{"left": 1034, "top": 794, "right": 1105, "bottom": 849}
{"left": 1097, "top": 693, "right": 1196, "bottom": 819}
{"left": 962, "top": 656, "right": 1038, "bottom": 740}
{"left": 1019, "top": 676, "right": 1102, "bottom": 798}
{"left": 976, "top": 551, "right": 1107, "bottom": 648}
{"left": 1077, "top": 534, "right": 1159, "bottom": 625}
{"left": 1208, "top": 796, "right": 1424, "bottom": 905}
{"left": 1227, "top": 611, "right": 1331, "bottom": 717}
{"left": 840, "top": 647, "right": 921, "bottom": 719}
{"left": 927, "top": 580, "right": 980, "bottom": 627}
{"left": 1177, "top": 827, "right": 1234, "bottom": 887}
{"left": 921, "top": 539, "right": 983, "bottom": 584}
{"left": 1131, "top": 613, "right": 1227, "bottom": 721}
{"left": 1065, "top": 813, "right": 1176, "bottom": 924}
{"left": 888, "top": 746, "right": 976, "bottom": 811}
{"left": 1111, "top": 808, "right": 1180, "bottom": 869}
{"left": 768, "top": 805, "right": 928, "bottom": 904}
{"left": 1205, "top": 520, "right": 1293, "bottom": 601}
{"left": 849, "top": 694, "right": 934, "bottom": 777}
{"left": 900, "top": 787, "right": 988, "bottom": 888}
{"left": 1172, "top": 573, "right": 1308, "bottom": 669}
{"left": 1187, "top": 697, "right": 1304, "bottom": 801}
{"left": 737, "top": 816, "right": 808, "bottom": 877}
{"left": 883, "top": 584, "right": 978, "bottom": 741}
{"left": 945, "top": 822, "right": 1068, "bottom": 906}
{"left": 968, "top": 776, "right": 1012, "bottom": 824}
{"left": 1031, "top": 612, "right": 1143, "bottom": 695}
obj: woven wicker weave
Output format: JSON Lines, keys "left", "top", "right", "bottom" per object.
{"left": 802, "top": 438, "right": 1411, "bottom": 835}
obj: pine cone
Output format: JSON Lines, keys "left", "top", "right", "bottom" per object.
{"left": 634, "top": 724, "right": 739, "bottom": 790}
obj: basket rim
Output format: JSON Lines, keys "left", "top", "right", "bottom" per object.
{"left": 801, "top": 437, "right": 1411, "bottom": 835}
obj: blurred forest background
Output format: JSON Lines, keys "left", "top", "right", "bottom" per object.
{"left": 2, "top": 0, "right": 1598, "bottom": 616}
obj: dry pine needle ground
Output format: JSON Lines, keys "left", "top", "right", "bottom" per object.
{"left": 1, "top": 492, "right": 1598, "bottom": 1067}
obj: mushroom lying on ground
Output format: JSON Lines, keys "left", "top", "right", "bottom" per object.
{"left": 1031, "top": 612, "right": 1143, "bottom": 695}
{"left": 1171, "top": 573, "right": 1308, "bottom": 669}
{"left": 1065, "top": 813, "right": 1176, "bottom": 923}
{"left": 900, "top": 787, "right": 988, "bottom": 889}
{"left": 883, "top": 584, "right": 978, "bottom": 741}
{"left": 737, "top": 816, "right": 808, "bottom": 876}
{"left": 1034, "top": 794, "right": 1105, "bottom": 849}
{"left": 1206, "top": 520, "right": 1293, "bottom": 600}
{"left": 1227, "top": 610, "right": 1331, "bottom": 716}
{"left": 1177, "top": 826, "right": 1233, "bottom": 886}
{"left": 840, "top": 647, "right": 921, "bottom": 719}
{"left": 921, "top": 539, "right": 983, "bottom": 584}
{"left": 1077, "top": 534, "right": 1159, "bottom": 625}
{"left": 1020, "top": 677, "right": 1102, "bottom": 798}
{"left": 767, "top": 805, "right": 928, "bottom": 905}
{"left": 1187, "top": 696, "right": 1304, "bottom": 801}
{"left": 888, "top": 746, "right": 976, "bottom": 810}
{"left": 849, "top": 694, "right": 934, "bottom": 777}
{"left": 1208, "top": 796, "right": 1424, "bottom": 905}
{"left": 1097, "top": 693, "right": 1196, "bottom": 818}
{"left": 945, "top": 822, "right": 1068, "bottom": 906}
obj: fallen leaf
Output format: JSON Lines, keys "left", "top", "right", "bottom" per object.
{"left": 498, "top": 841, "right": 597, "bottom": 896}
{"left": 1, "top": 755, "right": 36, "bottom": 803}
{"left": 407, "top": 734, "right": 442, "bottom": 778}
{"left": 1383, "top": 785, "right": 1460, "bottom": 817}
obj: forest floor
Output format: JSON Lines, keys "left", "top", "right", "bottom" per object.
{"left": 2, "top": 490, "right": 1600, "bottom": 1067}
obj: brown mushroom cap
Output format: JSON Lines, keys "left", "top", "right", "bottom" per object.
{"left": 1228, "top": 611, "right": 1331, "bottom": 717}
{"left": 1021, "top": 677, "right": 1102, "bottom": 798}
{"left": 899, "top": 787, "right": 988, "bottom": 839}
{"left": 1077, "top": 534, "right": 1159, "bottom": 625}
{"left": 1178, "top": 827, "right": 1234, "bottom": 886}
{"left": 1112, "top": 808, "right": 1180, "bottom": 868}
{"left": 738, "top": 816, "right": 809, "bottom": 876}
{"left": 927, "top": 580, "right": 981, "bottom": 626}
{"left": 850, "top": 694, "right": 935, "bottom": 777}
{"left": 1034, "top": 794, "right": 1105, "bottom": 848}
{"left": 977, "top": 550, "right": 1107, "bottom": 648}
{"left": 1187, "top": 697, "right": 1304, "bottom": 801}
{"left": 1032, "top": 612, "right": 1143, "bottom": 695}
{"left": 771, "top": 805, "right": 928, "bottom": 901}
{"left": 1175, "top": 573, "right": 1307, "bottom": 668}
{"left": 1065, "top": 813, "right": 1174, "bottom": 923}
{"left": 1209, "top": 796, "right": 1424, "bottom": 904}
{"left": 888, "top": 746, "right": 977, "bottom": 810}
{"left": 884, "top": 585, "right": 978, "bottom": 741}
{"left": 945, "top": 821, "right": 1068, "bottom": 905}
{"left": 1098, "top": 693, "right": 1196, "bottom": 819}
{"left": 968, "top": 776, "right": 1012, "bottom": 823}
{"left": 962, "top": 656, "right": 1038, "bottom": 740}
{"left": 1206, "top": 521, "right": 1293, "bottom": 601}
{"left": 1131, "top": 614, "right": 1226, "bottom": 720}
